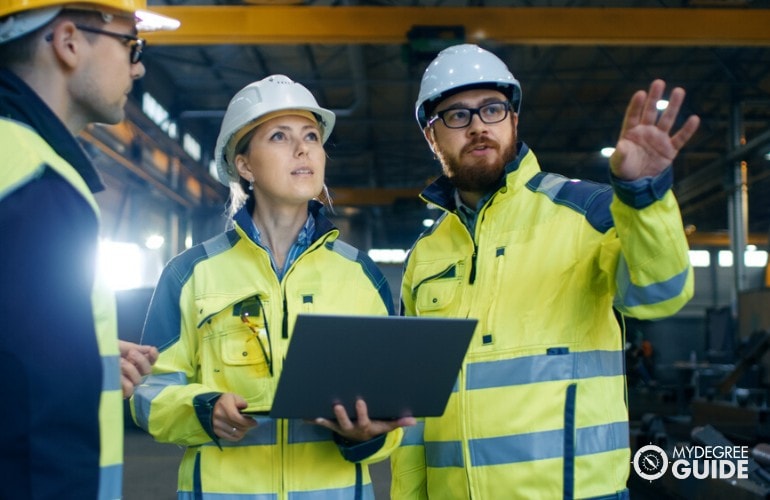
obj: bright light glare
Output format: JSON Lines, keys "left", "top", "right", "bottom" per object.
{"left": 368, "top": 249, "right": 407, "bottom": 264}
{"left": 136, "top": 11, "right": 181, "bottom": 31}
{"left": 656, "top": 100, "right": 669, "bottom": 111}
{"left": 746, "top": 249, "right": 768, "bottom": 267}
{"left": 689, "top": 250, "right": 710, "bottom": 268}
{"left": 145, "top": 234, "right": 165, "bottom": 250}
{"left": 98, "top": 240, "right": 144, "bottom": 290}
{"left": 716, "top": 249, "right": 769, "bottom": 268}
{"left": 422, "top": 218, "right": 435, "bottom": 228}
{"left": 600, "top": 147, "right": 615, "bottom": 158}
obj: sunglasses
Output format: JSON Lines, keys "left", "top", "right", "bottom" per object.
{"left": 74, "top": 25, "right": 146, "bottom": 64}
{"left": 238, "top": 296, "right": 273, "bottom": 376}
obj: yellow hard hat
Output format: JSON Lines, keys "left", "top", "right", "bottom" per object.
{"left": 0, "top": 0, "right": 179, "bottom": 43}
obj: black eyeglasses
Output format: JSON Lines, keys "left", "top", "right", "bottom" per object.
{"left": 238, "top": 296, "right": 273, "bottom": 376}
{"left": 428, "top": 101, "right": 512, "bottom": 129}
{"left": 74, "top": 25, "right": 145, "bottom": 64}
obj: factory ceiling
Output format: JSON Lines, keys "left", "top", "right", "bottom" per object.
{"left": 101, "top": 0, "right": 770, "bottom": 251}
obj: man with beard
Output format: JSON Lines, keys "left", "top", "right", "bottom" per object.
{"left": 390, "top": 43, "right": 699, "bottom": 499}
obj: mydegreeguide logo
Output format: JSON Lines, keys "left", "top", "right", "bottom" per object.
{"left": 632, "top": 444, "right": 750, "bottom": 482}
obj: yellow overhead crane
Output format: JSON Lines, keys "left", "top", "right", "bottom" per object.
{"left": 143, "top": 6, "right": 770, "bottom": 47}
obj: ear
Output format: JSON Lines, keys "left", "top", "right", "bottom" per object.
{"left": 234, "top": 155, "right": 253, "bottom": 183}
{"left": 423, "top": 126, "right": 437, "bottom": 155}
{"left": 47, "top": 21, "right": 81, "bottom": 70}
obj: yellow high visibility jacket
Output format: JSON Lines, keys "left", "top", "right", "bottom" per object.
{"left": 0, "top": 117, "right": 123, "bottom": 499}
{"left": 131, "top": 204, "right": 402, "bottom": 500}
{"left": 391, "top": 143, "right": 693, "bottom": 500}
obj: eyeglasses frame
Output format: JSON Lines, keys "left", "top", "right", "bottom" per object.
{"left": 239, "top": 296, "right": 274, "bottom": 376}
{"left": 428, "top": 101, "right": 513, "bottom": 129}
{"left": 74, "top": 24, "right": 145, "bottom": 64}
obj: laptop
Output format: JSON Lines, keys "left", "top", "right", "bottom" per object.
{"left": 267, "top": 314, "right": 477, "bottom": 420}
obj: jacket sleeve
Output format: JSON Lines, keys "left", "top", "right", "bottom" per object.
{"left": 130, "top": 260, "right": 221, "bottom": 446}
{"left": 390, "top": 421, "right": 429, "bottom": 500}
{"left": 335, "top": 427, "right": 404, "bottom": 464}
{"left": 602, "top": 167, "right": 694, "bottom": 319}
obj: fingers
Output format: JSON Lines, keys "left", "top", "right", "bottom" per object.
{"left": 120, "top": 372, "right": 136, "bottom": 399}
{"left": 314, "top": 399, "right": 417, "bottom": 443}
{"left": 655, "top": 86, "right": 684, "bottom": 134}
{"left": 621, "top": 80, "right": 665, "bottom": 134}
{"left": 620, "top": 79, "right": 700, "bottom": 151}
{"left": 671, "top": 114, "right": 701, "bottom": 151}
{"left": 646, "top": 81, "right": 700, "bottom": 150}
{"left": 353, "top": 399, "right": 371, "bottom": 428}
{"left": 120, "top": 357, "right": 144, "bottom": 398}
{"left": 640, "top": 79, "right": 665, "bottom": 126}
{"left": 126, "top": 349, "right": 154, "bottom": 377}
{"left": 213, "top": 393, "right": 258, "bottom": 441}
{"left": 119, "top": 340, "right": 158, "bottom": 377}
{"left": 137, "top": 344, "right": 159, "bottom": 365}
{"left": 120, "top": 357, "right": 142, "bottom": 385}
{"left": 619, "top": 89, "right": 646, "bottom": 135}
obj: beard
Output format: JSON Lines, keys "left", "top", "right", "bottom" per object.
{"left": 435, "top": 133, "right": 518, "bottom": 193}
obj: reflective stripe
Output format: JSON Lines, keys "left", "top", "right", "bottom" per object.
{"left": 615, "top": 256, "right": 689, "bottom": 307}
{"left": 424, "top": 421, "right": 629, "bottom": 469}
{"left": 288, "top": 419, "right": 334, "bottom": 444}
{"left": 102, "top": 354, "right": 121, "bottom": 392}
{"left": 179, "top": 492, "right": 276, "bottom": 500}
{"left": 466, "top": 350, "right": 623, "bottom": 390}
{"left": 201, "top": 419, "right": 337, "bottom": 448}
{"left": 203, "top": 418, "right": 277, "bottom": 447}
{"left": 400, "top": 421, "right": 425, "bottom": 446}
{"left": 527, "top": 171, "right": 614, "bottom": 233}
{"left": 291, "top": 485, "right": 375, "bottom": 500}
{"left": 98, "top": 463, "right": 122, "bottom": 500}
{"left": 585, "top": 488, "right": 630, "bottom": 500}
{"left": 469, "top": 421, "right": 629, "bottom": 467}
{"left": 426, "top": 440, "right": 464, "bottom": 468}
{"left": 133, "top": 372, "right": 187, "bottom": 429}
{"left": 535, "top": 174, "right": 571, "bottom": 202}
{"left": 178, "top": 484, "right": 374, "bottom": 500}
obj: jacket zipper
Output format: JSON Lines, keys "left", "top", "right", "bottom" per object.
{"left": 469, "top": 246, "right": 478, "bottom": 285}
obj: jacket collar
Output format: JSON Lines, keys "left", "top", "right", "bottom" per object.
{"left": 420, "top": 142, "right": 535, "bottom": 211}
{"left": 0, "top": 68, "right": 105, "bottom": 193}
{"left": 232, "top": 199, "right": 337, "bottom": 246}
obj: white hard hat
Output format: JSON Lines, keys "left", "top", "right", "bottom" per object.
{"left": 415, "top": 43, "right": 522, "bottom": 128}
{"left": 214, "top": 74, "right": 336, "bottom": 186}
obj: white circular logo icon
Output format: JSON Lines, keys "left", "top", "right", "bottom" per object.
{"left": 633, "top": 444, "right": 669, "bottom": 481}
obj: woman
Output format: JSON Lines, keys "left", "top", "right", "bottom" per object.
{"left": 131, "top": 74, "right": 414, "bottom": 499}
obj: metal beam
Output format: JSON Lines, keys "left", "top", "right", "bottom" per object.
{"left": 687, "top": 232, "right": 768, "bottom": 247}
{"left": 144, "top": 7, "right": 770, "bottom": 47}
{"left": 329, "top": 187, "right": 423, "bottom": 206}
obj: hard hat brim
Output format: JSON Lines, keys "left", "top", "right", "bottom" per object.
{"left": 0, "top": 6, "right": 60, "bottom": 43}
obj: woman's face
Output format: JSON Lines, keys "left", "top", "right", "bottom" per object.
{"left": 235, "top": 114, "right": 326, "bottom": 208}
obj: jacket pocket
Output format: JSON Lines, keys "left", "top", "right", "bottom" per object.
{"left": 200, "top": 298, "right": 273, "bottom": 408}
{"left": 412, "top": 261, "right": 463, "bottom": 316}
